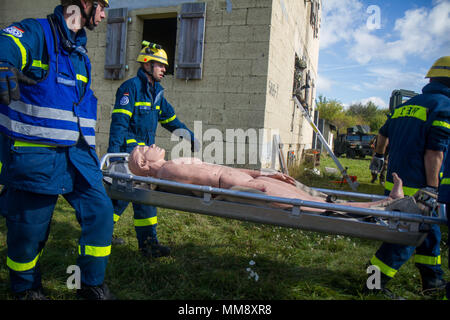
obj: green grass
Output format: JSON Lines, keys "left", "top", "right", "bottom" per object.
{"left": 0, "top": 154, "right": 447, "bottom": 300}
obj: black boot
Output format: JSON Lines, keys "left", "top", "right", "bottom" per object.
{"left": 141, "top": 243, "right": 171, "bottom": 258}
{"left": 371, "top": 173, "right": 377, "bottom": 183}
{"left": 76, "top": 283, "right": 116, "bottom": 300}
{"left": 14, "top": 286, "right": 48, "bottom": 300}
{"left": 140, "top": 238, "right": 171, "bottom": 258}
{"left": 421, "top": 274, "right": 446, "bottom": 295}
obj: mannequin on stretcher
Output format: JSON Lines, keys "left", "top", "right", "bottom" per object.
{"left": 126, "top": 145, "right": 428, "bottom": 214}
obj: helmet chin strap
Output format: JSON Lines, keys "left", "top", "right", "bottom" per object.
{"left": 79, "top": 1, "right": 98, "bottom": 30}
{"left": 143, "top": 62, "right": 157, "bottom": 84}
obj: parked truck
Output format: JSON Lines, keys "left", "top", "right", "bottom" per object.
{"left": 333, "top": 90, "right": 419, "bottom": 159}
{"left": 334, "top": 125, "right": 375, "bottom": 159}
{"left": 389, "top": 89, "right": 418, "bottom": 112}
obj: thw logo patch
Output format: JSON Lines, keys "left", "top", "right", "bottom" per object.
{"left": 2, "top": 26, "right": 24, "bottom": 38}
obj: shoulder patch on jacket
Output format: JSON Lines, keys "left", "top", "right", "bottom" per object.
{"left": 120, "top": 95, "right": 130, "bottom": 106}
{"left": 2, "top": 26, "right": 24, "bottom": 38}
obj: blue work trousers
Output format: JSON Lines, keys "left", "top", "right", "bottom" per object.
{"left": 447, "top": 205, "right": 449, "bottom": 299}
{"left": 113, "top": 200, "right": 158, "bottom": 248}
{"left": 0, "top": 170, "right": 113, "bottom": 293}
{"left": 372, "top": 224, "right": 443, "bottom": 280}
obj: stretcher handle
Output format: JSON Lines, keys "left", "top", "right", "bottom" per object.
{"left": 99, "top": 153, "right": 129, "bottom": 170}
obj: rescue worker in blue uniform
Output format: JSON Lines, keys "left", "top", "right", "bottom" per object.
{"left": 107, "top": 41, "right": 199, "bottom": 258}
{"left": 0, "top": 0, "right": 115, "bottom": 300}
{"left": 438, "top": 149, "right": 450, "bottom": 300}
{"left": 367, "top": 56, "right": 450, "bottom": 297}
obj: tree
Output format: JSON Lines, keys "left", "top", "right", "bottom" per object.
{"left": 347, "top": 101, "right": 378, "bottom": 119}
{"left": 333, "top": 112, "right": 359, "bottom": 132}
{"left": 368, "top": 109, "right": 389, "bottom": 132}
{"left": 316, "top": 95, "right": 344, "bottom": 123}
{"left": 346, "top": 101, "right": 389, "bottom": 132}
{"left": 315, "top": 95, "right": 389, "bottom": 133}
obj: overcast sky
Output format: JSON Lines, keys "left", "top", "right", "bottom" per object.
{"left": 317, "top": 0, "right": 450, "bottom": 109}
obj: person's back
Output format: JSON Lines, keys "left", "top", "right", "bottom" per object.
{"left": 382, "top": 81, "right": 450, "bottom": 191}
{"left": 366, "top": 56, "right": 450, "bottom": 297}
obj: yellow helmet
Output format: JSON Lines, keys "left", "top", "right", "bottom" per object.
{"left": 425, "top": 56, "right": 450, "bottom": 78}
{"left": 137, "top": 41, "right": 169, "bottom": 66}
{"left": 61, "top": 0, "right": 109, "bottom": 7}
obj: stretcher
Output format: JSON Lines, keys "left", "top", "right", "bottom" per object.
{"left": 100, "top": 153, "right": 448, "bottom": 247}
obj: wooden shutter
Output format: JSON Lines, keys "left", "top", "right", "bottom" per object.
{"left": 104, "top": 8, "right": 128, "bottom": 80}
{"left": 176, "top": 2, "right": 206, "bottom": 80}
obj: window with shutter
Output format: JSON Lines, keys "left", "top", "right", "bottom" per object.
{"left": 309, "top": 0, "right": 320, "bottom": 39}
{"left": 176, "top": 2, "right": 206, "bottom": 80}
{"left": 104, "top": 8, "right": 129, "bottom": 80}
{"left": 142, "top": 15, "right": 178, "bottom": 75}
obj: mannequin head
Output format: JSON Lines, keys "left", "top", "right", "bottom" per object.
{"left": 128, "top": 144, "right": 166, "bottom": 176}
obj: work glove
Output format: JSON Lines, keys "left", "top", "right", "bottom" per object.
{"left": 414, "top": 186, "right": 438, "bottom": 216}
{"left": 369, "top": 154, "right": 384, "bottom": 174}
{"left": 0, "top": 63, "right": 36, "bottom": 105}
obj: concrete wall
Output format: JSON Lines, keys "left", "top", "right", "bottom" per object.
{"left": 264, "top": 0, "right": 320, "bottom": 168}
{"left": 0, "top": 0, "right": 321, "bottom": 169}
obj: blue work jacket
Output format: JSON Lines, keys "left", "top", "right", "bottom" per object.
{"left": 0, "top": 6, "right": 89, "bottom": 96}
{"left": 0, "top": 17, "right": 96, "bottom": 147}
{"left": 108, "top": 68, "right": 195, "bottom": 153}
{"left": 380, "top": 81, "right": 450, "bottom": 196}
{"left": 0, "top": 6, "right": 101, "bottom": 194}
